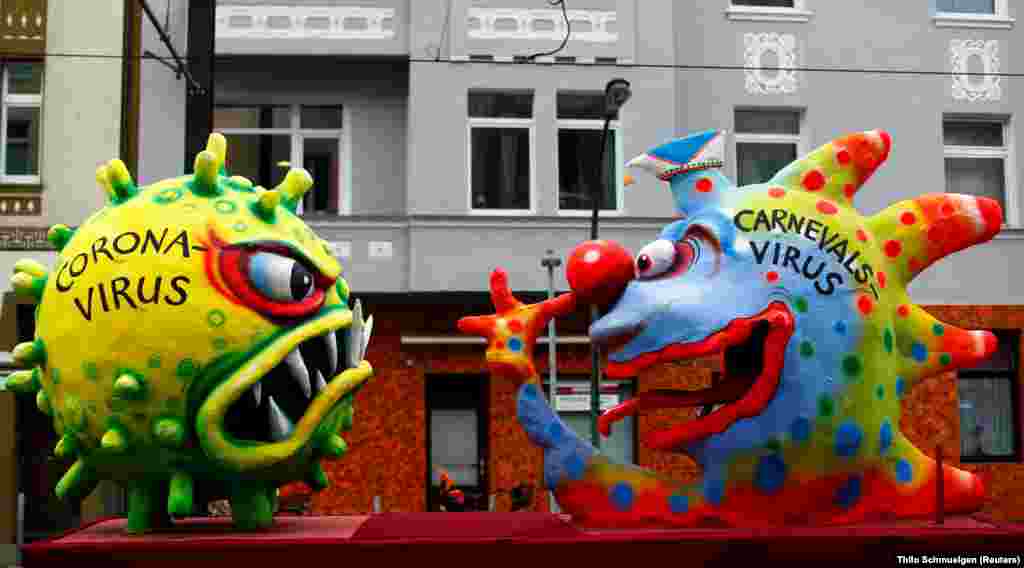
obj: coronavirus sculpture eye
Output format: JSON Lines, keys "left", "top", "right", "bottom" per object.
{"left": 217, "top": 243, "right": 330, "bottom": 319}
{"left": 635, "top": 239, "right": 676, "bottom": 279}
{"left": 248, "top": 252, "right": 315, "bottom": 302}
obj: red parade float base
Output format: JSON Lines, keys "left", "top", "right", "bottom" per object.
{"left": 21, "top": 513, "right": 1024, "bottom": 566}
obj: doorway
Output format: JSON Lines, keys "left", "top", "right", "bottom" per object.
{"left": 426, "top": 374, "right": 489, "bottom": 512}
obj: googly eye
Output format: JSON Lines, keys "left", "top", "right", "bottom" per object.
{"left": 635, "top": 239, "right": 677, "bottom": 279}
{"left": 248, "top": 252, "right": 315, "bottom": 302}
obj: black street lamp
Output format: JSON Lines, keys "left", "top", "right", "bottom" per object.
{"left": 589, "top": 79, "right": 631, "bottom": 447}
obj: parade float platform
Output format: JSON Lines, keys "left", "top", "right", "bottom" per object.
{"left": 21, "top": 513, "right": 1024, "bottom": 566}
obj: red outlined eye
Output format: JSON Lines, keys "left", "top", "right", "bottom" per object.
{"left": 635, "top": 239, "right": 676, "bottom": 279}
{"left": 218, "top": 244, "right": 330, "bottom": 319}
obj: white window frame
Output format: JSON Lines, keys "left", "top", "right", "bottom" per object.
{"left": 555, "top": 118, "right": 624, "bottom": 217}
{"left": 215, "top": 104, "right": 351, "bottom": 215}
{"left": 466, "top": 113, "right": 536, "bottom": 216}
{"left": 726, "top": 0, "right": 813, "bottom": 23}
{"left": 1, "top": 64, "right": 42, "bottom": 186}
{"left": 934, "top": 0, "right": 1014, "bottom": 29}
{"left": 943, "top": 116, "right": 1019, "bottom": 228}
{"left": 733, "top": 109, "right": 807, "bottom": 186}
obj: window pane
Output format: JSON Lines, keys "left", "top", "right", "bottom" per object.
{"left": 222, "top": 134, "right": 291, "bottom": 188}
{"left": 546, "top": 380, "right": 635, "bottom": 466}
{"left": 6, "top": 106, "right": 40, "bottom": 176}
{"left": 937, "top": 0, "right": 995, "bottom": 14}
{"left": 559, "top": 129, "right": 616, "bottom": 210}
{"left": 8, "top": 63, "right": 43, "bottom": 95}
{"left": 735, "top": 110, "right": 800, "bottom": 135}
{"left": 301, "top": 106, "right": 343, "bottom": 129}
{"left": 431, "top": 409, "right": 479, "bottom": 486}
{"left": 943, "top": 121, "right": 1003, "bottom": 146}
{"left": 213, "top": 106, "right": 290, "bottom": 129}
{"left": 301, "top": 137, "right": 341, "bottom": 214}
{"left": 557, "top": 92, "right": 618, "bottom": 120}
{"left": 733, "top": 0, "right": 795, "bottom": 7}
{"left": 959, "top": 378, "right": 1017, "bottom": 459}
{"left": 944, "top": 158, "right": 1005, "bottom": 219}
{"left": 468, "top": 91, "right": 533, "bottom": 119}
{"left": 737, "top": 142, "right": 796, "bottom": 186}
{"left": 471, "top": 127, "right": 530, "bottom": 209}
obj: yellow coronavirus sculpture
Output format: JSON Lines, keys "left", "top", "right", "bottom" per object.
{"left": 7, "top": 134, "right": 373, "bottom": 533}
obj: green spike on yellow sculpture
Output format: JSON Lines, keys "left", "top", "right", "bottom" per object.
{"left": 7, "top": 133, "right": 374, "bottom": 533}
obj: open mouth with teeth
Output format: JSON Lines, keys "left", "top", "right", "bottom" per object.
{"left": 598, "top": 302, "right": 794, "bottom": 451}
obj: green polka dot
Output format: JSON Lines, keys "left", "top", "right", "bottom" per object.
{"left": 51, "top": 368, "right": 61, "bottom": 385}
{"left": 176, "top": 359, "right": 198, "bottom": 379}
{"left": 83, "top": 362, "right": 99, "bottom": 381}
{"left": 842, "top": 355, "right": 862, "bottom": 377}
{"left": 799, "top": 341, "right": 815, "bottom": 358}
{"left": 932, "top": 324, "right": 945, "bottom": 336}
{"left": 153, "top": 187, "right": 184, "bottom": 204}
{"left": 818, "top": 395, "right": 834, "bottom": 418}
{"left": 764, "top": 438, "right": 782, "bottom": 452}
{"left": 212, "top": 337, "right": 228, "bottom": 351}
{"left": 940, "top": 353, "right": 952, "bottom": 366}
{"left": 215, "top": 200, "right": 238, "bottom": 214}
{"left": 233, "top": 222, "right": 248, "bottom": 232}
{"left": 795, "top": 297, "right": 808, "bottom": 313}
{"left": 207, "top": 310, "right": 226, "bottom": 328}
{"left": 883, "top": 329, "right": 894, "bottom": 353}
{"left": 148, "top": 354, "right": 162, "bottom": 369}
{"left": 876, "top": 384, "right": 885, "bottom": 400}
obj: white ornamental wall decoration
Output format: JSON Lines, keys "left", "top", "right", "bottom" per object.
{"left": 744, "top": 33, "right": 798, "bottom": 95}
{"left": 950, "top": 39, "right": 1001, "bottom": 102}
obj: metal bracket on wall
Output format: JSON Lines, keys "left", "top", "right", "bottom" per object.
{"left": 138, "top": 0, "right": 205, "bottom": 96}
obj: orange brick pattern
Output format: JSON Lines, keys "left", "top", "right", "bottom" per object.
{"left": 292, "top": 301, "right": 1024, "bottom": 521}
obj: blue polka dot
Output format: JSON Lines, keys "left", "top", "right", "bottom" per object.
{"left": 545, "top": 421, "right": 565, "bottom": 446}
{"left": 791, "top": 417, "right": 812, "bottom": 443}
{"left": 834, "top": 476, "right": 862, "bottom": 508}
{"left": 835, "top": 422, "right": 863, "bottom": 458}
{"left": 879, "top": 421, "right": 893, "bottom": 455}
{"left": 703, "top": 479, "right": 725, "bottom": 506}
{"left": 755, "top": 455, "right": 787, "bottom": 494}
{"left": 896, "top": 377, "right": 906, "bottom": 398}
{"left": 833, "top": 320, "right": 847, "bottom": 335}
{"left": 609, "top": 483, "right": 634, "bottom": 511}
{"left": 508, "top": 337, "right": 523, "bottom": 352}
{"left": 895, "top": 459, "right": 913, "bottom": 484}
{"left": 911, "top": 342, "right": 928, "bottom": 363}
{"left": 565, "top": 453, "right": 587, "bottom": 481}
{"left": 521, "top": 383, "right": 540, "bottom": 401}
{"left": 669, "top": 494, "right": 689, "bottom": 514}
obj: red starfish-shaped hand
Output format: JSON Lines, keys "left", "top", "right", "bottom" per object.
{"left": 457, "top": 268, "right": 577, "bottom": 380}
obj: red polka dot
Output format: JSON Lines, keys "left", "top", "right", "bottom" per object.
{"left": 897, "top": 305, "right": 910, "bottom": 318}
{"left": 856, "top": 229, "right": 868, "bottom": 242}
{"left": 877, "top": 271, "right": 887, "bottom": 288}
{"left": 900, "top": 211, "right": 916, "bottom": 225}
{"left": 507, "top": 320, "right": 523, "bottom": 333}
{"left": 884, "top": 240, "right": 902, "bottom": 258}
{"left": 817, "top": 200, "right": 838, "bottom": 215}
{"left": 836, "top": 149, "right": 851, "bottom": 165}
{"left": 941, "top": 202, "right": 956, "bottom": 217}
{"left": 766, "top": 271, "right": 779, "bottom": 283}
{"left": 696, "top": 178, "right": 713, "bottom": 193}
{"left": 857, "top": 295, "right": 874, "bottom": 315}
{"left": 768, "top": 187, "right": 786, "bottom": 198}
{"left": 803, "top": 170, "right": 826, "bottom": 191}
{"left": 843, "top": 184, "right": 856, "bottom": 199}
{"left": 495, "top": 340, "right": 505, "bottom": 349}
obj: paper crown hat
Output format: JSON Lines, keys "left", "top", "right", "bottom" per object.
{"left": 627, "top": 129, "right": 726, "bottom": 181}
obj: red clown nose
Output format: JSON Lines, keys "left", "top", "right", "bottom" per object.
{"left": 566, "top": 240, "right": 635, "bottom": 307}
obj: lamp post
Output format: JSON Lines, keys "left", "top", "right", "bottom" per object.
{"left": 589, "top": 79, "right": 632, "bottom": 447}
{"left": 541, "top": 249, "right": 561, "bottom": 512}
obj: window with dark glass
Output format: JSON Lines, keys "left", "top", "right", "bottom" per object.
{"left": 959, "top": 329, "right": 1020, "bottom": 463}
{"left": 468, "top": 90, "right": 533, "bottom": 211}
{"left": 732, "top": 0, "right": 796, "bottom": 7}
{"left": 734, "top": 109, "right": 802, "bottom": 186}
{"left": 937, "top": 0, "right": 996, "bottom": 14}
{"left": 557, "top": 92, "right": 619, "bottom": 211}
{"left": 3, "top": 62, "right": 42, "bottom": 182}
{"left": 944, "top": 119, "right": 1008, "bottom": 223}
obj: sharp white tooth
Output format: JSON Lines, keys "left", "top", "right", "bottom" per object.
{"left": 267, "top": 396, "right": 294, "bottom": 442}
{"left": 252, "top": 382, "right": 262, "bottom": 406}
{"left": 284, "top": 348, "right": 312, "bottom": 399}
{"left": 315, "top": 369, "right": 328, "bottom": 393}
{"left": 361, "top": 315, "right": 373, "bottom": 361}
{"left": 324, "top": 330, "right": 338, "bottom": 375}
{"left": 348, "top": 300, "right": 364, "bottom": 368}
